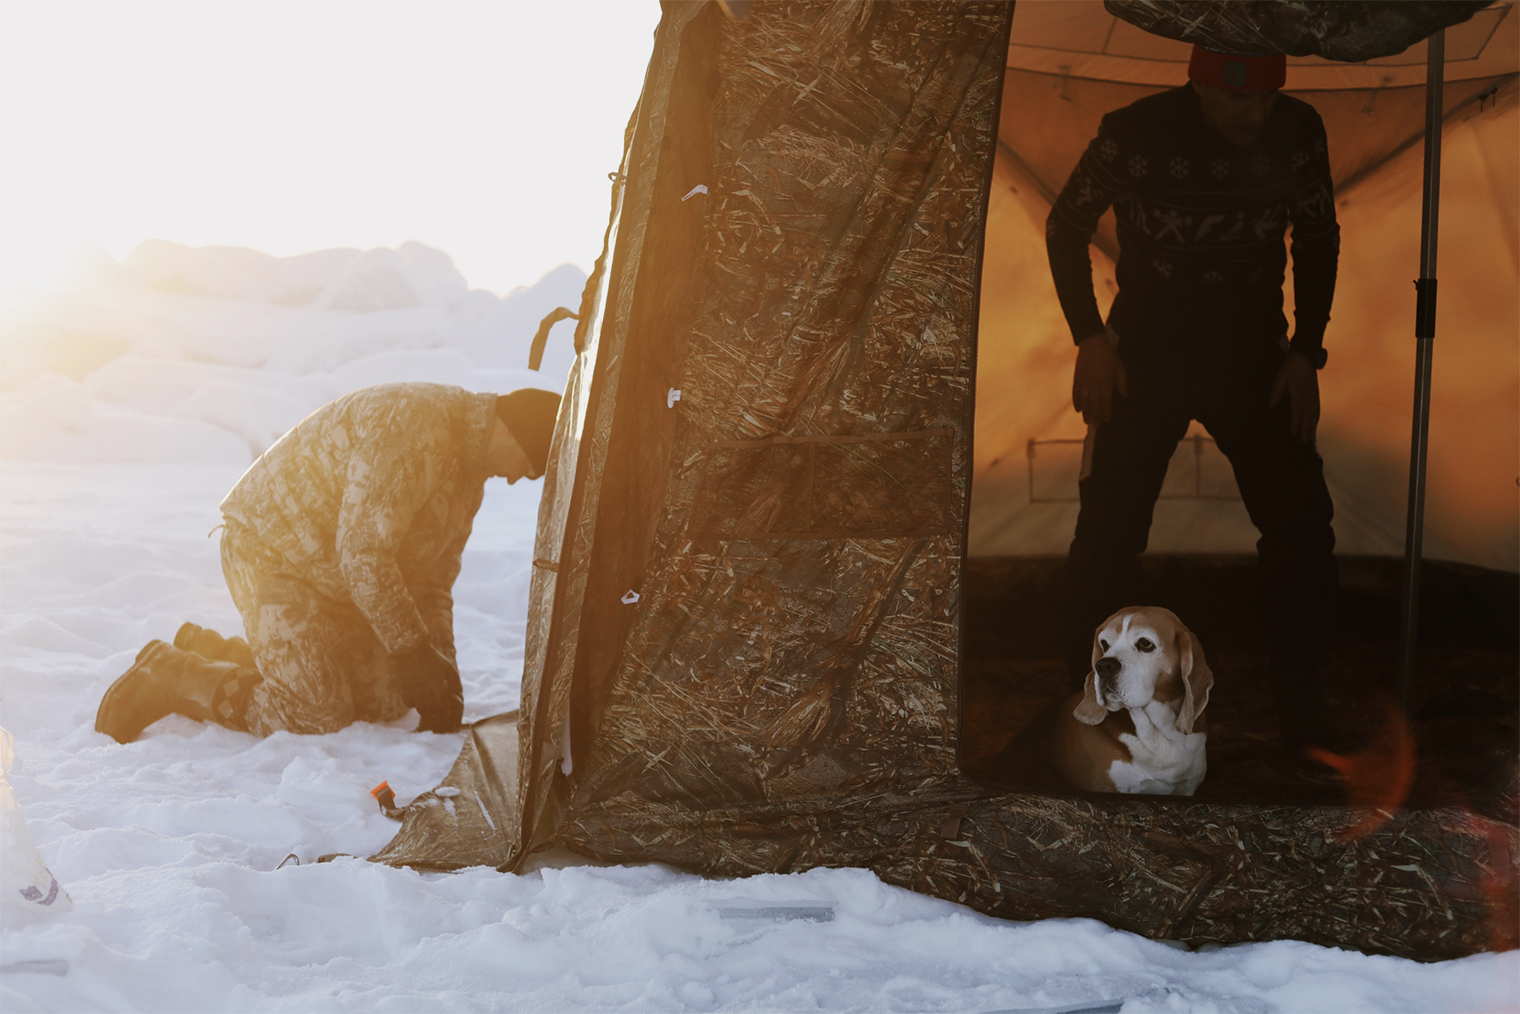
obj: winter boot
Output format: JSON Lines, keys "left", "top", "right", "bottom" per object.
{"left": 173, "top": 622, "right": 257, "bottom": 670}
{"left": 95, "top": 640, "right": 262, "bottom": 744}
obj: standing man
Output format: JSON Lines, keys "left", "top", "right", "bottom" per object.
{"left": 96, "top": 383, "right": 561, "bottom": 742}
{"left": 1048, "top": 47, "right": 1339, "bottom": 744}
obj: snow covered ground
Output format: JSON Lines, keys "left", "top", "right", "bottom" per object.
{"left": 1, "top": 244, "right": 1516, "bottom": 1012}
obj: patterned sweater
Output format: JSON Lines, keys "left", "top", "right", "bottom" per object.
{"left": 221, "top": 383, "right": 496, "bottom": 654}
{"left": 1047, "top": 85, "right": 1339, "bottom": 373}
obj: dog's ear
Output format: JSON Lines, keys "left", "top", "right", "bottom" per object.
{"left": 1175, "top": 628, "right": 1214, "bottom": 734}
{"left": 1074, "top": 670, "right": 1107, "bottom": 725}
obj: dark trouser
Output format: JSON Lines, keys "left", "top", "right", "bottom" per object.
{"left": 1065, "top": 353, "right": 1337, "bottom": 686}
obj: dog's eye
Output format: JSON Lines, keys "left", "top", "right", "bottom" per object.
{"left": 1135, "top": 637, "right": 1156, "bottom": 652}
{"left": 1098, "top": 639, "right": 1109, "bottom": 652}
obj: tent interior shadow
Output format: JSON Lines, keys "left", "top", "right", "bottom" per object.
{"left": 959, "top": 554, "right": 1519, "bottom": 820}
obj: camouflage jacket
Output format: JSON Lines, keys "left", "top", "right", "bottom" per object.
{"left": 221, "top": 383, "right": 496, "bottom": 654}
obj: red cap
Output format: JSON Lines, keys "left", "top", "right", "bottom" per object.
{"left": 1188, "top": 45, "right": 1286, "bottom": 92}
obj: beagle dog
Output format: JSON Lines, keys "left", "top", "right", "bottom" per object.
{"left": 1058, "top": 606, "right": 1213, "bottom": 796}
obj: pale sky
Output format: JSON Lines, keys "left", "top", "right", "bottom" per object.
{"left": 0, "top": 0, "right": 663, "bottom": 299}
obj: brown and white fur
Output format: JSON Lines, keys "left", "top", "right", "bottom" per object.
{"left": 1058, "top": 606, "right": 1213, "bottom": 796}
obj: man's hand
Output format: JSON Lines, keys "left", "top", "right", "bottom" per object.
{"left": 1270, "top": 352, "right": 1320, "bottom": 444}
{"left": 397, "top": 641, "right": 464, "bottom": 733}
{"left": 1072, "top": 332, "right": 1128, "bottom": 426}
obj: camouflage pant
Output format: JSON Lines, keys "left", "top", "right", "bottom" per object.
{"left": 220, "top": 522, "right": 456, "bottom": 736}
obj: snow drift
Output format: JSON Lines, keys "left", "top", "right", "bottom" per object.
{"left": 0, "top": 240, "right": 585, "bottom": 464}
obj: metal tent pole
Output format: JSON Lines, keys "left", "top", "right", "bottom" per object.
{"left": 1397, "top": 28, "right": 1445, "bottom": 714}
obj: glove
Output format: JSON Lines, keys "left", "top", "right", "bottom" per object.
{"left": 395, "top": 641, "right": 463, "bottom": 734}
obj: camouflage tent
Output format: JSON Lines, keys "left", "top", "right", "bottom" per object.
{"left": 374, "top": 1, "right": 1518, "bottom": 960}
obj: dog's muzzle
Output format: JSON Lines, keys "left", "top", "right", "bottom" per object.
{"left": 1095, "top": 655, "right": 1121, "bottom": 695}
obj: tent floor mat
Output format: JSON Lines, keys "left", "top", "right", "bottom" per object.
{"left": 960, "top": 554, "right": 1518, "bottom": 820}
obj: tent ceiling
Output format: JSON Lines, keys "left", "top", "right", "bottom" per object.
{"left": 999, "top": 1, "right": 1519, "bottom": 251}
{"left": 1008, "top": 0, "right": 1516, "bottom": 89}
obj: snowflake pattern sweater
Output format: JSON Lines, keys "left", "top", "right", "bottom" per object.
{"left": 1047, "top": 85, "right": 1339, "bottom": 373}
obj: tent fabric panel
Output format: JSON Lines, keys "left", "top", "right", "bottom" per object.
{"left": 560, "top": 1, "right": 1013, "bottom": 816}
{"left": 514, "top": 256, "right": 625, "bottom": 863}
{"left": 513, "top": 1, "right": 708, "bottom": 863}
{"left": 515, "top": 106, "right": 648, "bottom": 842}
{"left": 1314, "top": 91, "right": 1520, "bottom": 571}
{"left": 514, "top": 330, "right": 595, "bottom": 858}
{"left": 567, "top": 2, "right": 725, "bottom": 792}
{"left": 558, "top": 783, "right": 1516, "bottom": 961}
{"left": 570, "top": 536, "right": 963, "bottom": 810}
{"left": 685, "top": 430, "right": 956, "bottom": 540}
{"left": 1303, "top": 77, "right": 1518, "bottom": 191}
{"left": 369, "top": 712, "right": 519, "bottom": 871}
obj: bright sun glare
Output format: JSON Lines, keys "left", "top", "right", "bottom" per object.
{"left": 0, "top": 1, "right": 663, "bottom": 300}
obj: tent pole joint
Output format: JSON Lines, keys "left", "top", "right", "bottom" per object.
{"left": 1413, "top": 278, "right": 1438, "bottom": 339}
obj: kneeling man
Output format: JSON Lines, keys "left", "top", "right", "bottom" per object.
{"left": 96, "top": 382, "right": 560, "bottom": 740}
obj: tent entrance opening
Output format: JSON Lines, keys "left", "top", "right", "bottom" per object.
{"left": 957, "top": 553, "right": 1517, "bottom": 817}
